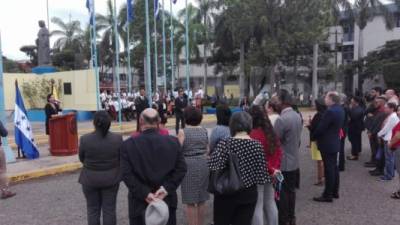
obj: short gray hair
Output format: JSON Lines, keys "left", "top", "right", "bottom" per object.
{"left": 327, "top": 91, "right": 340, "bottom": 104}
{"left": 229, "top": 111, "right": 253, "bottom": 136}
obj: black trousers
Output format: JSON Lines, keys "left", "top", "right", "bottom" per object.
{"left": 213, "top": 186, "right": 258, "bottom": 225}
{"left": 321, "top": 152, "right": 339, "bottom": 198}
{"left": 82, "top": 184, "right": 120, "bottom": 225}
{"left": 128, "top": 196, "right": 177, "bottom": 225}
{"left": 339, "top": 138, "right": 345, "bottom": 171}
{"left": 369, "top": 134, "right": 379, "bottom": 163}
{"left": 136, "top": 112, "right": 141, "bottom": 131}
{"left": 278, "top": 170, "right": 298, "bottom": 225}
{"left": 175, "top": 113, "right": 185, "bottom": 134}
{"left": 348, "top": 131, "right": 362, "bottom": 156}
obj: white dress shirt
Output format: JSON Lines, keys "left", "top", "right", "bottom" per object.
{"left": 378, "top": 112, "right": 400, "bottom": 141}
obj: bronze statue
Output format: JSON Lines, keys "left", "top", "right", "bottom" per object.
{"left": 36, "top": 20, "right": 50, "bottom": 66}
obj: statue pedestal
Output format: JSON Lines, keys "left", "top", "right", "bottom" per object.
{"left": 32, "top": 66, "right": 57, "bottom": 75}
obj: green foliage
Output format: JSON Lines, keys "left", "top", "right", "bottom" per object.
{"left": 383, "top": 62, "right": 400, "bottom": 87}
{"left": 364, "top": 40, "right": 400, "bottom": 77}
{"left": 2, "top": 57, "right": 24, "bottom": 73}
{"left": 21, "top": 78, "right": 62, "bottom": 109}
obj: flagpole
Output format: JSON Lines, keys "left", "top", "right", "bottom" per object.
{"left": 170, "top": 0, "right": 175, "bottom": 92}
{"left": 92, "top": 1, "right": 101, "bottom": 111}
{"left": 47, "top": 0, "right": 50, "bottom": 31}
{"left": 145, "top": 0, "right": 153, "bottom": 105}
{"left": 113, "top": 0, "right": 122, "bottom": 126}
{"left": 162, "top": 0, "right": 167, "bottom": 94}
{"left": 154, "top": 1, "right": 159, "bottom": 93}
{"left": 185, "top": 0, "right": 190, "bottom": 92}
{"left": 126, "top": 7, "right": 133, "bottom": 94}
{"left": 0, "top": 32, "right": 16, "bottom": 163}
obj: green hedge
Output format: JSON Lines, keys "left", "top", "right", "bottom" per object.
{"left": 383, "top": 62, "right": 400, "bottom": 88}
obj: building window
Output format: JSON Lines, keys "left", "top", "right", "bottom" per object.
{"left": 342, "top": 24, "right": 354, "bottom": 42}
{"left": 342, "top": 45, "right": 354, "bottom": 65}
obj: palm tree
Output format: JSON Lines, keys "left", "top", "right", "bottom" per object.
{"left": 352, "top": 0, "right": 396, "bottom": 90}
{"left": 96, "top": 0, "right": 125, "bottom": 89}
{"left": 196, "top": 0, "right": 217, "bottom": 95}
{"left": 176, "top": 3, "right": 205, "bottom": 87}
{"left": 50, "top": 17, "right": 83, "bottom": 52}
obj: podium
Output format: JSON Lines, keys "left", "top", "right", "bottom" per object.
{"left": 49, "top": 113, "right": 78, "bottom": 156}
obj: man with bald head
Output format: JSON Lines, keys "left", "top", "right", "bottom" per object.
{"left": 312, "top": 92, "right": 345, "bottom": 203}
{"left": 385, "top": 89, "right": 399, "bottom": 105}
{"left": 121, "top": 108, "right": 187, "bottom": 225}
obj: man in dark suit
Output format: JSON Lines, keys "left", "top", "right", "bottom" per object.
{"left": 313, "top": 92, "right": 345, "bottom": 202}
{"left": 347, "top": 96, "right": 365, "bottom": 160}
{"left": 174, "top": 88, "right": 188, "bottom": 134}
{"left": 135, "top": 88, "right": 149, "bottom": 131}
{"left": 121, "top": 108, "right": 187, "bottom": 225}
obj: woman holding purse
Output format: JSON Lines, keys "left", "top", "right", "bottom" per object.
{"left": 209, "top": 111, "right": 270, "bottom": 225}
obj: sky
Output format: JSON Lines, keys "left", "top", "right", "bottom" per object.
{"left": 0, "top": 0, "right": 193, "bottom": 60}
{"left": 0, "top": 0, "right": 393, "bottom": 60}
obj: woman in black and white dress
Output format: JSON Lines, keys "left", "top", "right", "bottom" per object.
{"left": 209, "top": 111, "right": 270, "bottom": 225}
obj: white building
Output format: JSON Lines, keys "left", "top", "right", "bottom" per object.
{"left": 329, "top": 3, "right": 400, "bottom": 93}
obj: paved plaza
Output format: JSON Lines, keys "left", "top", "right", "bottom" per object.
{"left": 1, "top": 120, "right": 400, "bottom": 225}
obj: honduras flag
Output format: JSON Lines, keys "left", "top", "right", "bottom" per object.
{"left": 86, "top": 0, "right": 95, "bottom": 25}
{"left": 127, "top": 0, "right": 134, "bottom": 23}
{"left": 14, "top": 82, "right": 39, "bottom": 159}
{"left": 154, "top": 0, "right": 160, "bottom": 19}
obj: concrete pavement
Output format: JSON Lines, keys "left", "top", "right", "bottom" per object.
{"left": 1, "top": 125, "right": 400, "bottom": 225}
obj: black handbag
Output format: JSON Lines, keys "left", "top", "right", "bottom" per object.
{"left": 208, "top": 140, "right": 245, "bottom": 195}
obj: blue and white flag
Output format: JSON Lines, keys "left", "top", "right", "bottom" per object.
{"left": 127, "top": 0, "right": 134, "bottom": 23}
{"left": 14, "top": 82, "right": 39, "bottom": 159}
{"left": 154, "top": 0, "right": 160, "bottom": 19}
{"left": 86, "top": 0, "right": 95, "bottom": 25}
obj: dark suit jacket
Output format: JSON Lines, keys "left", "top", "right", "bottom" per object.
{"left": 135, "top": 96, "right": 149, "bottom": 115}
{"left": 120, "top": 129, "right": 187, "bottom": 217}
{"left": 44, "top": 103, "right": 61, "bottom": 135}
{"left": 308, "top": 111, "right": 324, "bottom": 142}
{"left": 313, "top": 104, "right": 345, "bottom": 154}
{"left": 175, "top": 97, "right": 188, "bottom": 114}
{"left": 348, "top": 106, "right": 365, "bottom": 134}
{"left": 78, "top": 131, "right": 123, "bottom": 188}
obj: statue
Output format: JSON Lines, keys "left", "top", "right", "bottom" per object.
{"left": 36, "top": 20, "right": 50, "bottom": 66}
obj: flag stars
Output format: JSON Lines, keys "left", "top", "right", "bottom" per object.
{"left": 26, "top": 126, "right": 31, "bottom": 131}
{"left": 21, "top": 116, "right": 26, "bottom": 120}
{"left": 16, "top": 121, "right": 21, "bottom": 126}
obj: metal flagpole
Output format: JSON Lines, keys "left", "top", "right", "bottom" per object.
{"left": 92, "top": 1, "right": 101, "bottom": 110}
{"left": 145, "top": 0, "right": 153, "bottom": 105}
{"left": 154, "top": 1, "right": 159, "bottom": 93}
{"left": 162, "top": 0, "right": 167, "bottom": 94}
{"left": 113, "top": 0, "right": 122, "bottom": 126}
{"left": 126, "top": 7, "right": 133, "bottom": 93}
{"left": 47, "top": 0, "right": 50, "bottom": 31}
{"left": 0, "top": 32, "right": 16, "bottom": 163}
{"left": 170, "top": 0, "right": 175, "bottom": 92}
{"left": 185, "top": 0, "right": 190, "bottom": 92}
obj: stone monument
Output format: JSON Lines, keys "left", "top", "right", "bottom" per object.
{"left": 36, "top": 20, "right": 50, "bottom": 66}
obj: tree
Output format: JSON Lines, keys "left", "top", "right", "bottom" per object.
{"left": 175, "top": 3, "right": 205, "bottom": 88}
{"left": 50, "top": 17, "right": 83, "bottom": 52}
{"left": 196, "top": 0, "right": 218, "bottom": 95}
{"left": 96, "top": 0, "right": 126, "bottom": 88}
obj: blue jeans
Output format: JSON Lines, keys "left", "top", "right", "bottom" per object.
{"left": 384, "top": 142, "right": 396, "bottom": 179}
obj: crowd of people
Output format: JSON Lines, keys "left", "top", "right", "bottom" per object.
{"left": 2, "top": 84, "right": 400, "bottom": 225}
{"left": 77, "top": 86, "right": 400, "bottom": 225}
